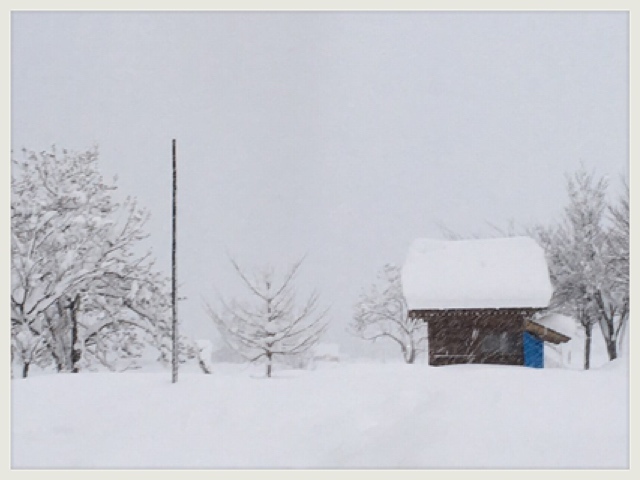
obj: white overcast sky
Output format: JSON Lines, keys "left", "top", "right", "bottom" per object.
{"left": 11, "top": 12, "right": 629, "bottom": 355}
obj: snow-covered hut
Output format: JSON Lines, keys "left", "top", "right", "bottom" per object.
{"left": 401, "top": 237, "right": 570, "bottom": 367}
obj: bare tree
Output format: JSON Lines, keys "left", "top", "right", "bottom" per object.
{"left": 536, "top": 167, "right": 628, "bottom": 368}
{"left": 537, "top": 223, "right": 600, "bottom": 370}
{"left": 351, "top": 264, "right": 427, "bottom": 364}
{"left": 482, "top": 174, "right": 629, "bottom": 365}
{"left": 602, "top": 178, "right": 629, "bottom": 354}
{"left": 204, "top": 258, "right": 329, "bottom": 378}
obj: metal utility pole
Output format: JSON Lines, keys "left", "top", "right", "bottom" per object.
{"left": 171, "top": 139, "right": 178, "bottom": 383}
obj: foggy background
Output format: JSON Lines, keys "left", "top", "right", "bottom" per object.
{"left": 11, "top": 11, "right": 629, "bottom": 357}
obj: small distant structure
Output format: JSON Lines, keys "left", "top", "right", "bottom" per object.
{"left": 401, "top": 237, "right": 570, "bottom": 368}
{"left": 311, "top": 343, "right": 342, "bottom": 363}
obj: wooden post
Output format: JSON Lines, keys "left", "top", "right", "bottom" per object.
{"left": 172, "top": 139, "right": 178, "bottom": 383}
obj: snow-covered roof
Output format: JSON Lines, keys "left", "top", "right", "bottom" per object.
{"left": 533, "top": 313, "right": 577, "bottom": 338}
{"left": 402, "top": 237, "right": 553, "bottom": 310}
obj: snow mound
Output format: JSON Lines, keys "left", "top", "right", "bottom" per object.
{"left": 402, "top": 236, "right": 553, "bottom": 310}
{"left": 11, "top": 363, "right": 627, "bottom": 468}
{"left": 535, "top": 312, "right": 578, "bottom": 337}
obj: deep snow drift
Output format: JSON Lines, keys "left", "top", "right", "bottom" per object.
{"left": 12, "top": 360, "right": 628, "bottom": 469}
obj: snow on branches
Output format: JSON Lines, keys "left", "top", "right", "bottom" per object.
{"left": 531, "top": 167, "right": 629, "bottom": 368}
{"left": 204, "top": 258, "right": 329, "bottom": 377}
{"left": 351, "top": 264, "right": 427, "bottom": 364}
{"left": 11, "top": 147, "right": 175, "bottom": 376}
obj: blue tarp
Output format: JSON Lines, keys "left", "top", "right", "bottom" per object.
{"left": 523, "top": 332, "right": 544, "bottom": 368}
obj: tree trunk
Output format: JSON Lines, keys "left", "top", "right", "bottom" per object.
{"left": 266, "top": 353, "right": 273, "bottom": 378}
{"left": 197, "top": 347, "right": 212, "bottom": 374}
{"left": 600, "top": 316, "right": 618, "bottom": 361}
{"left": 617, "top": 318, "right": 628, "bottom": 355}
{"left": 70, "top": 294, "right": 81, "bottom": 373}
{"left": 584, "top": 322, "right": 592, "bottom": 371}
{"left": 49, "top": 343, "right": 63, "bottom": 372}
{"left": 266, "top": 298, "right": 273, "bottom": 378}
{"left": 198, "top": 358, "right": 211, "bottom": 374}
{"left": 405, "top": 346, "right": 416, "bottom": 364}
{"left": 606, "top": 338, "right": 618, "bottom": 361}
{"left": 56, "top": 298, "right": 71, "bottom": 371}
{"left": 44, "top": 310, "right": 64, "bottom": 372}
{"left": 22, "top": 361, "right": 30, "bottom": 379}
{"left": 593, "top": 292, "right": 620, "bottom": 362}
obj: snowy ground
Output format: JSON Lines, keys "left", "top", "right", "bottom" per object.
{"left": 12, "top": 360, "right": 628, "bottom": 469}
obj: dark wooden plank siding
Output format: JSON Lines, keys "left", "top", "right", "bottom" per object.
{"left": 411, "top": 308, "right": 541, "bottom": 367}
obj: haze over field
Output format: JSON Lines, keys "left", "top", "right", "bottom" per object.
{"left": 10, "top": 12, "right": 629, "bottom": 470}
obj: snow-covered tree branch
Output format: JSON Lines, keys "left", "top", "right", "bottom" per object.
{"left": 204, "top": 258, "right": 329, "bottom": 377}
{"left": 11, "top": 147, "right": 181, "bottom": 376}
{"left": 351, "top": 264, "right": 427, "bottom": 364}
{"left": 531, "top": 167, "right": 629, "bottom": 368}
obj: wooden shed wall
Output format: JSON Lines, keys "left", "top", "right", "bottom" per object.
{"left": 410, "top": 309, "right": 540, "bottom": 367}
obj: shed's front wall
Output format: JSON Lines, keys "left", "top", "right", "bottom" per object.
{"left": 414, "top": 309, "right": 539, "bottom": 366}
